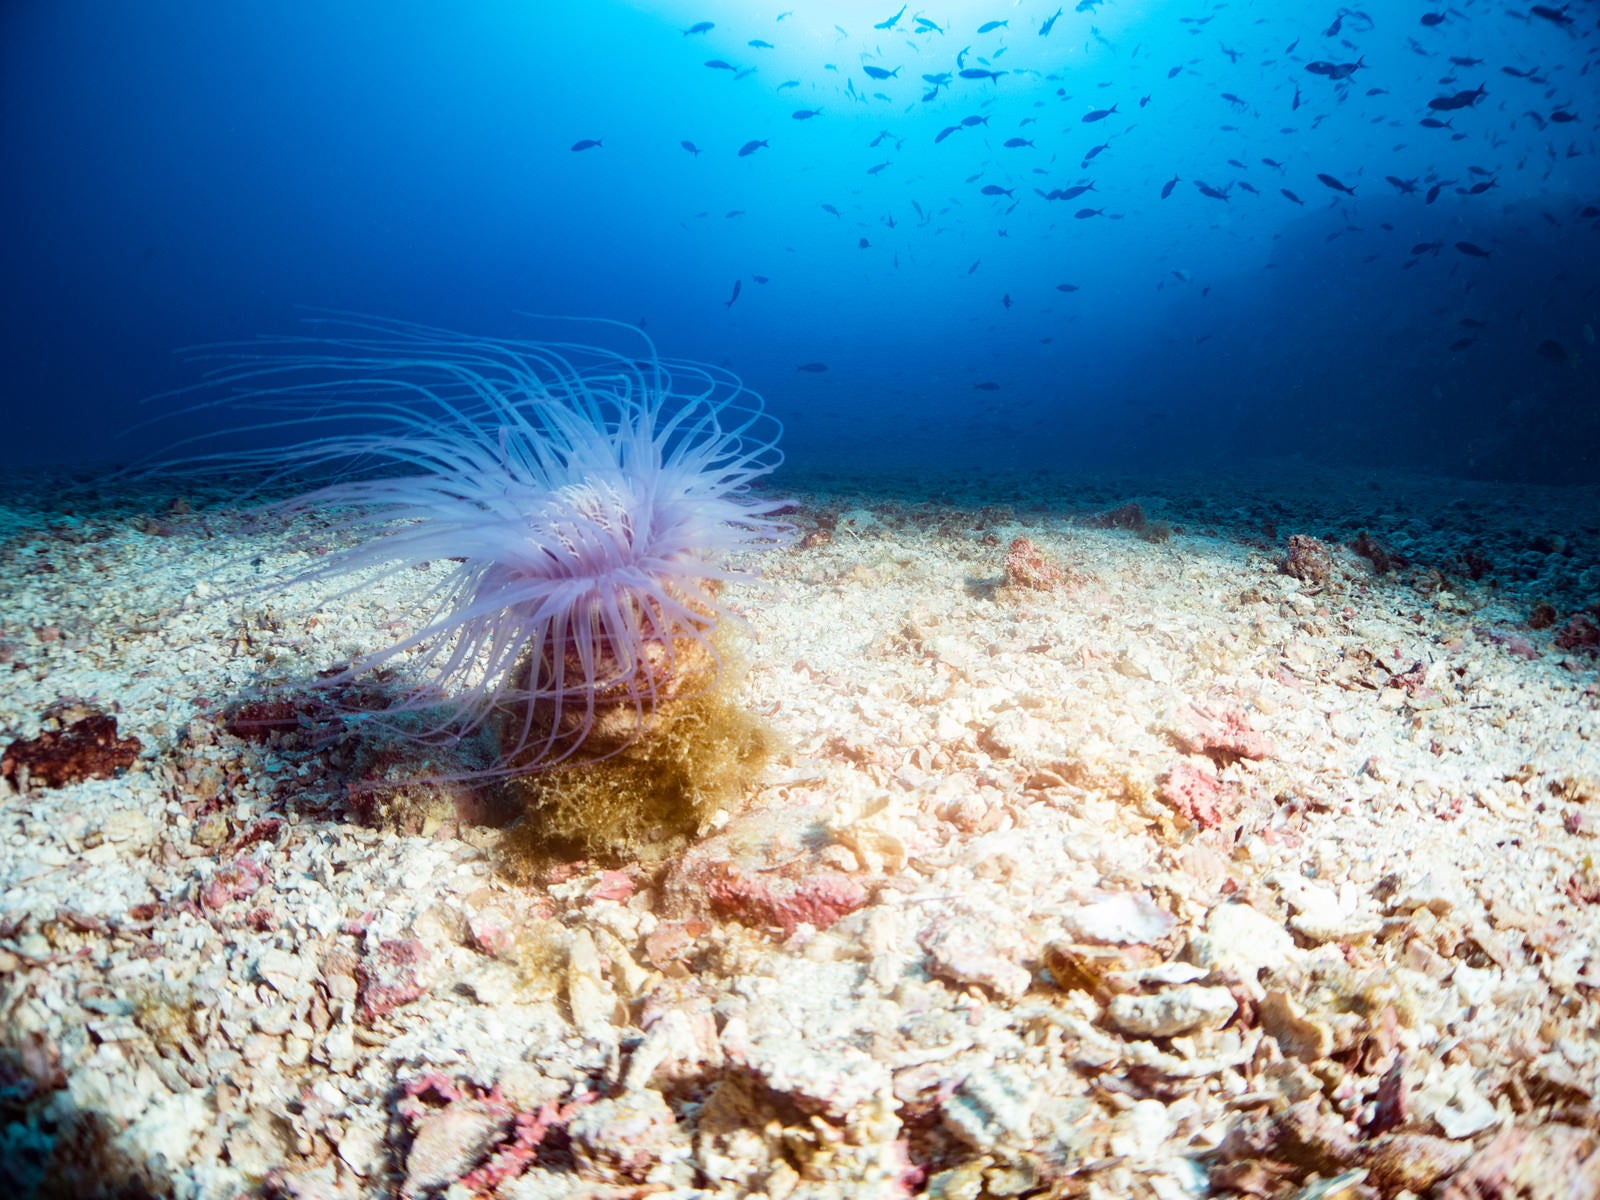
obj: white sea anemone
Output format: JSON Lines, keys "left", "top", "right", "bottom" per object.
{"left": 155, "top": 314, "right": 791, "bottom": 771}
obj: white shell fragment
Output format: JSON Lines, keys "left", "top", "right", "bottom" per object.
{"left": 1106, "top": 985, "right": 1238, "bottom": 1038}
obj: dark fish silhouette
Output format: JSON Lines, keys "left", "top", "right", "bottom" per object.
{"left": 1055, "top": 282, "right": 1080, "bottom": 291}
{"left": 737, "top": 139, "right": 769, "bottom": 156}
{"left": 935, "top": 125, "right": 961, "bottom": 143}
{"left": 960, "top": 68, "right": 1007, "bottom": 82}
{"left": 1281, "top": 188, "right": 1304, "bottom": 204}
{"left": 874, "top": 4, "right": 906, "bottom": 29}
{"left": 1450, "top": 337, "right": 1475, "bottom": 351}
{"left": 1318, "top": 173, "right": 1358, "bottom": 195}
{"left": 1082, "top": 105, "right": 1118, "bottom": 122}
{"left": 1455, "top": 241, "right": 1490, "bottom": 257}
{"left": 961, "top": 115, "right": 990, "bottom": 126}
{"left": 1161, "top": 175, "right": 1179, "bottom": 199}
{"left": 724, "top": 280, "right": 742, "bottom": 307}
{"left": 792, "top": 109, "right": 822, "bottom": 120}
{"left": 973, "top": 381, "right": 1001, "bottom": 390}
{"left": 570, "top": 138, "right": 603, "bottom": 152}
{"left": 1040, "top": 7, "right": 1064, "bottom": 35}
{"left": 1531, "top": 5, "right": 1573, "bottom": 24}
{"left": 981, "top": 184, "right": 1014, "bottom": 197}
{"left": 977, "top": 20, "right": 1008, "bottom": 33}
{"left": 1536, "top": 339, "right": 1569, "bottom": 363}
{"left": 1195, "top": 181, "right": 1230, "bottom": 201}
{"left": 863, "top": 65, "right": 901, "bottom": 80}
{"left": 680, "top": 140, "right": 701, "bottom": 156}
{"left": 1073, "top": 207, "right": 1105, "bottom": 218}
{"left": 1386, "top": 175, "right": 1419, "bottom": 194}
{"left": 1306, "top": 58, "right": 1364, "bottom": 80}
{"left": 1004, "top": 137, "right": 1034, "bottom": 148}
{"left": 1428, "top": 84, "right": 1486, "bottom": 111}
{"left": 683, "top": 21, "right": 713, "bottom": 35}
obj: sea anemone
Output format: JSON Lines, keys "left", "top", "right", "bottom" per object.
{"left": 156, "top": 313, "right": 791, "bottom": 772}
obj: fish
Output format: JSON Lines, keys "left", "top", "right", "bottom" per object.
{"left": 1317, "top": 173, "right": 1357, "bottom": 195}
{"left": 1549, "top": 110, "right": 1579, "bottom": 123}
{"left": 980, "top": 184, "right": 1014, "bottom": 197}
{"left": 1428, "top": 84, "right": 1486, "bottom": 111}
{"left": 1161, "top": 175, "right": 1180, "bottom": 199}
{"left": 1082, "top": 142, "right": 1110, "bottom": 162}
{"left": 874, "top": 4, "right": 906, "bottom": 29}
{"left": 935, "top": 125, "right": 961, "bottom": 143}
{"left": 1002, "top": 293, "right": 1012, "bottom": 309}
{"left": 570, "top": 138, "right": 603, "bottom": 152}
{"left": 866, "top": 162, "right": 891, "bottom": 175}
{"left": 1055, "top": 282, "right": 1080, "bottom": 291}
{"left": 1386, "top": 175, "right": 1419, "bottom": 194}
{"left": 957, "top": 45, "right": 971, "bottom": 69}
{"left": 923, "top": 72, "right": 953, "bottom": 84}
{"left": 1536, "top": 339, "right": 1569, "bottom": 364}
{"left": 680, "top": 140, "right": 702, "bottom": 157}
{"left": 683, "top": 21, "right": 714, "bottom": 35}
{"left": 1237, "top": 181, "right": 1260, "bottom": 195}
{"left": 1281, "top": 188, "right": 1304, "bottom": 204}
{"left": 961, "top": 115, "right": 990, "bottom": 127}
{"left": 1305, "top": 58, "right": 1365, "bottom": 80}
{"left": 737, "top": 139, "right": 769, "bottom": 156}
{"left": 915, "top": 17, "right": 944, "bottom": 33}
{"left": 1040, "top": 8, "right": 1064, "bottom": 35}
{"left": 796, "top": 362, "right": 829, "bottom": 372}
{"left": 863, "top": 65, "right": 901, "bottom": 80}
{"left": 1425, "top": 183, "right": 1446, "bottom": 203}
{"left": 1420, "top": 118, "right": 1453, "bottom": 129}
{"left": 792, "top": 108, "right": 822, "bottom": 120}
{"left": 968, "top": 260, "right": 981, "bottom": 274}
{"left": 1411, "top": 241, "right": 1443, "bottom": 254}
{"left": 1460, "top": 317, "right": 1486, "bottom": 328}
{"left": 749, "top": 39, "right": 774, "bottom": 49}
{"left": 858, "top": 237, "right": 870, "bottom": 248}
{"left": 960, "top": 68, "right": 1007, "bottom": 82}
{"left": 1421, "top": 11, "right": 1445, "bottom": 25}
{"left": 1004, "top": 137, "right": 1035, "bottom": 148}
{"left": 1531, "top": 5, "right": 1573, "bottom": 24}
{"left": 704, "top": 60, "right": 737, "bottom": 71}
{"left": 821, "top": 203, "right": 841, "bottom": 217}
{"left": 1082, "top": 104, "right": 1118, "bottom": 122}
{"left": 1194, "top": 181, "right": 1230, "bottom": 201}
{"left": 1454, "top": 241, "right": 1490, "bottom": 257}
{"left": 1465, "top": 179, "right": 1498, "bottom": 194}
{"left": 724, "top": 280, "right": 742, "bottom": 308}
{"left": 777, "top": 80, "right": 801, "bottom": 91}
{"left": 752, "top": 275, "right": 769, "bottom": 284}
{"left": 977, "top": 20, "right": 1008, "bottom": 33}
{"left": 973, "top": 381, "right": 1001, "bottom": 390}
{"left": 1262, "top": 158, "right": 1285, "bottom": 171}
{"left": 869, "top": 130, "right": 893, "bottom": 147}
{"left": 1058, "top": 183, "right": 1095, "bottom": 199}
{"left": 1449, "top": 56, "right": 1483, "bottom": 66}
{"left": 1450, "top": 337, "right": 1476, "bottom": 351}
{"left": 1073, "top": 207, "right": 1105, "bottom": 218}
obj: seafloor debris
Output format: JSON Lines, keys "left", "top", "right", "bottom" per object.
{"left": 1281, "top": 533, "right": 1334, "bottom": 585}
{"left": 1, "top": 709, "right": 141, "bottom": 789}
{"left": 1001, "top": 536, "right": 1066, "bottom": 592}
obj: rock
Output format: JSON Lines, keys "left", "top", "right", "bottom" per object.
{"left": 1106, "top": 985, "right": 1237, "bottom": 1038}
{"left": 919, "top": 898, "right": 1034, "bottom": 999}
{"left": 1186, "top": 901, "right": 1297, "bottom": 992}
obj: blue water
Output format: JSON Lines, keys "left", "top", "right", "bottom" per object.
{"left": 3, "top": 1, "right": 1597, "bottom": 482}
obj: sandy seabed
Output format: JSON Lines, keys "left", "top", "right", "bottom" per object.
{"left": 1, "top": 460, "right": 1598, "bottom": 1199}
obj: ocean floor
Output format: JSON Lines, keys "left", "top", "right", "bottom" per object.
{"left": 2, "top": 460, "right": 1598, "bottom": 1199}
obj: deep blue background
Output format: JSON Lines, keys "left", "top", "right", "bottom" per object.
{"left": 3, "top": 1, "right": 1597, "bottom": 482}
